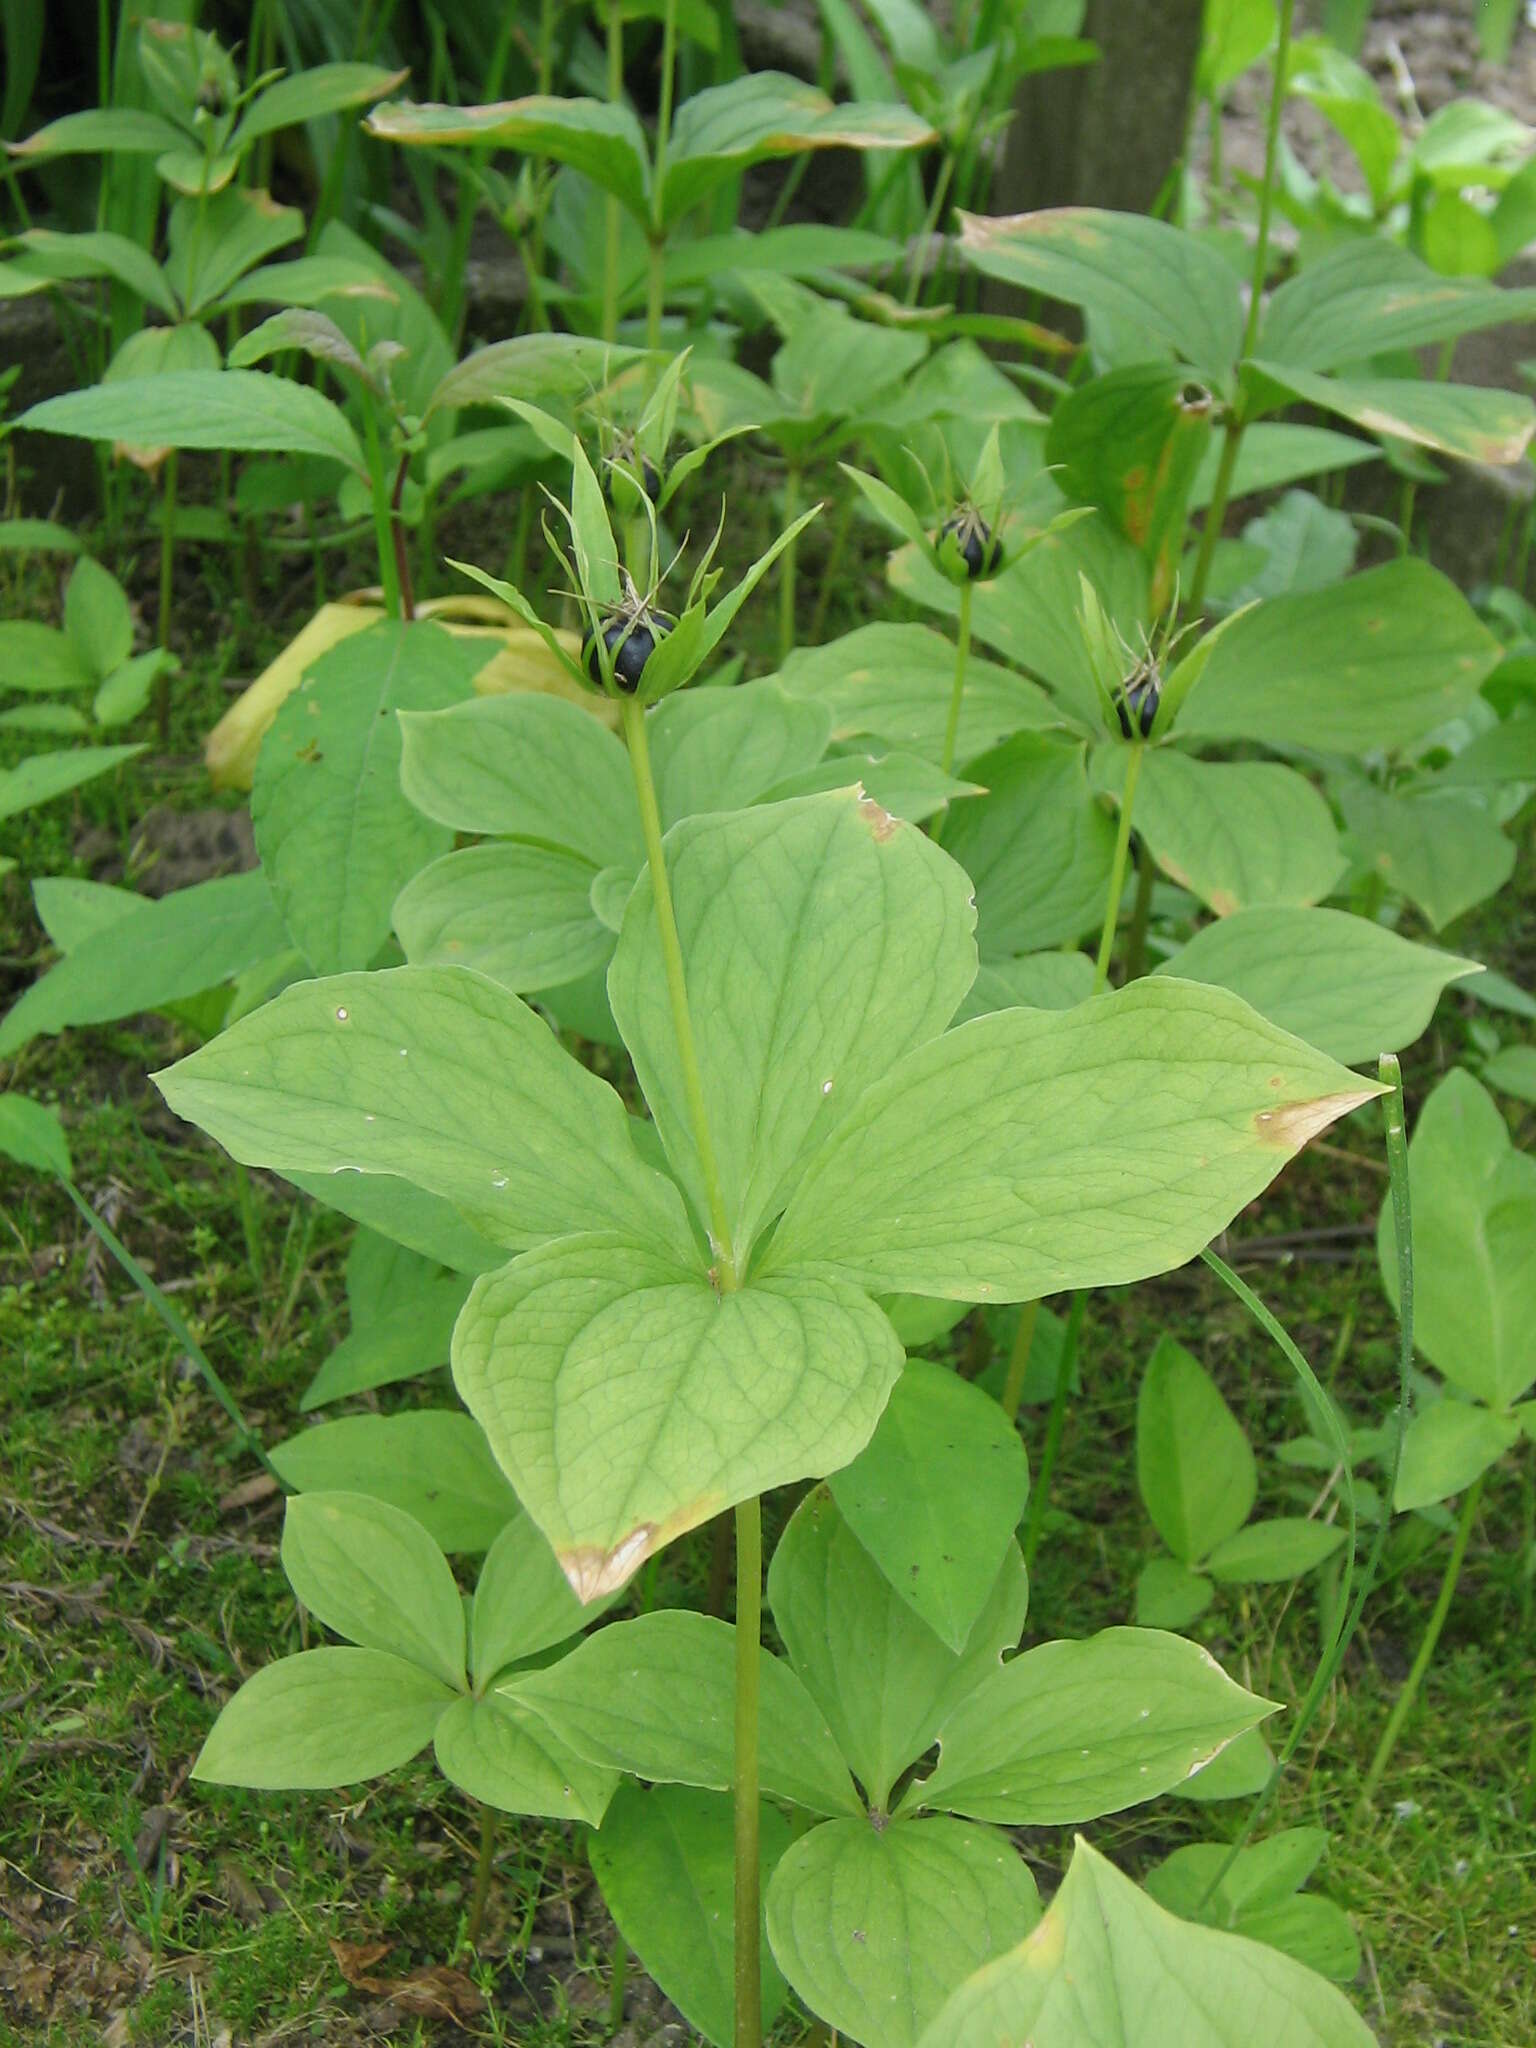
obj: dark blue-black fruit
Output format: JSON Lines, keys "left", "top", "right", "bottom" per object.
{"left": 1116, "top": 668, "right": 1160, "bottom": 739}
{"left": 585, "top": 608, "right": 675, "bottom": 691}
{"left": 940, "top": 514, "right": 1003, "bottom": 581}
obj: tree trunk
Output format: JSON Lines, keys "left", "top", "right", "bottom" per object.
{"left": 991, "top": 0, "right": 1206, "bottom": 219}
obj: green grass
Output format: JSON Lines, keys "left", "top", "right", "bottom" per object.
{"left": 3, "top": 478, "right": 1535, "bottom": 2045}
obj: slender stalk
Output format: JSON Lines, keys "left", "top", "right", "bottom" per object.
{"left": 1093, "top": 743, "right": 1144, "bottom": 991}
{"left": 1021, "top": 1295, "right": 1084, "bottom": 1568}
{"left": 1186, "top": 0, "right": 1295, "bottom": 618}
{"left": 466, "top": 1804, "right": 497, "bottom": 1949}
{"left": 1362, "top": 1470, "right": 1486, "bottom": 1804}
{"left": 603, "top": 5, "right": 625, "bottom": 341}
{"left": 1124, "top": 839, "right": 1156, "bottom": 982}
{"left": 652, "top": 0, "right": 680, "bottom": 217}
{"left": 619, "top": 695, "right": 737, "bottom": 1284}
{"left": 608, "top": 1934, "right": 629, "bottom": 2031}
{"left": 940, "top": 579, "right": 973, "bottom": 778}
{"left": 732, "top": 1495, "right": 763, "bottom": 2048}
{"left": 155, "top": 450, "right": 178, "bottom": 741}
{"left": 646, "top": 235, "right": 666, "bottom": 351}
{"left": 808, "top": 493, "right": 855, "bottom": 643}
{"left": 233, "top": 1161, "right": 265, "bottom": 1291}
{"left": 905, "top": 153, "right": 954, "bottom": 309}
{"left": 778, "top": 464, "right": 801, "bottom": 662}
{"left": 360, "top": 392, "right": 402, "bottom": 618}
{"left": 390, "top": 453, "right": 415, "bottom": 620}
{"left": 998, "top": 1298, "right": 1039, "bottom": 1424}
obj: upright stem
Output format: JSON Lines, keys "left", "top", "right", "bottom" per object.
{"left": 646, "top": 235, "right": 666, "bottom": 351}
{"left": 1021, "top": 1294, "right": 1084, "bottom": 1569}
{"left": 940, "top": 578, "right": 973, "bottom": 778}
{"left": 905, "top": 152, "right": 954, "bottom": 309}
{"left": 1093, "top": 743, "right": 1144, "bottom": 992}
{"left": 1361, "top": 1471, "right": 1486, "bottom": 1805}
{"left": 155, "top": 449, "right": 178, "bottom": 741}
{"left": 619, "top": 695, "right": 737, "bottom": 1284}
{"left": 652, "top": 0, "right": 679, "bottom": 215}
{"left": 466, "top": 1804, "right": 497, "bottom": 1949}
{"left": 603, "top": 6, "right": 624, "bottom": 341}
{"left": 779, "top": 464, "right": 801, "bottom": 662}
{"left": 732, "top": 1495, "right": 763, "bottom": 2048}
{"left": 1186, "top": 0, "right": 1294, "bottom": 618}
{"left": 998, "top": 1298, "right": 1039, "bottom": 1425}
{"left": 361, "top": 393, "right": 402, "bottom": 619}
{"left": 1124, "top": 839, "right": 1156, "bottom": 982}
{"left": 391, "top": 454, "right": 416, "bottom": 620}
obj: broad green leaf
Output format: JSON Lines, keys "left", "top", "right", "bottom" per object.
{"left": 775, "top": 624, "right": 1058, "bottom": 766}
{"left": 230, "top": 60, "right": 407, "bottom": 150}
{"left": 1146, "top": 1842, "right": 1361, "bottom": 1984}
{"left": 1392, "top": 1401, "right": 1520, "bottom": 1512}
{"left": 1156, "top": 907, "right": 1481, "bottom": 1064}
{"left": 1137, "top": 1337, "right": 1255, "bottom": 1566}
{"left": 164, "top": 185, "right": 304, "bottom": 317}
{"left": 0, "top": 225, "right": 177, "bottom": 315}
{"left": 954, "top": 950, "right": 1096, "bottom": 1023}
{"left": 433, "top": 1693, "right": 616, "bottom": 1825}
{"left": 590, "top": 1785, "right": 791, "bottom": 2048}
{"left": 770, "top": 1485, "right": 1028, "bottom": 1809}
{"left": 280, "top": 1491, "right": 465, "bottom": 1688}
{"left": 506, "top": 1612, "right": 861, "bottom": 1817}
{"left": 767, "top": 750, "right": 983, "bottom": 826}
{"left": 0, "top": 704, "right": 89, "bottom": 737}
{"left": 0, "top": 622, "right": 96, "bottom": 694}
{"left": 767, "top": 979, "right": 1378, "bottom": 1302}
{"left": 1180, "top": 1723, "right": 1275, "bottom": 1803}
{"left": 1179, "top": 561, "right": 1501, "bottom": 754}
{"left": 1046, "top": 365, "right": 1215, "bottom": 607}
{"left": 470, "top": 1510, "right": 609, "bottom": 1689}
{"left": 1094, "top": 748, "right": 1344, "bottom": 916}
{"left": 1483, "top": 1045, "right": 1536, "bottom": 1104}
{"left": 154, "top": 965, "right": 693, "bottom": 1257}
{"left": 8, "top": 107, "right": 185, "bottom": 160}
{"left": 270, "top": 1411, "right": 518, "bottom": 1553}
{"left": 0, "top": 871, "right": 287, "bottom": 1058}
{"left": 399, "top": 692, "right": 638, "bottom": 868}
{"left": 0, "top": 519, "right": 82, "bottom": 554}
{"left": 301, "top": 1270, "right": 470, "bottom": 1409}
{"left": 393, "top": 843, "right": 611, "bottom": 993}
{"left": 916, "top": 1836, "right": 1377, "bottom": 2048}
{"left": 252, "top": 622, "right": 484, "bottom": 976}
{"left": 1200, "top": 0, "right": 1278, "bottom": 93}
{"left": 425, "top": 332, "right": 645, "bottom": 422}
{"left": 1206, "top": 1519, "right": 1348, "bottom": 1583}
{"left": 665, "top": 223, "right": 902, "bottom": 290}
{"left": 1378, "top": 1069, "right": 1536, "bottom": 1410}
{"left": 1134, "top": 1556, "right": 1215, "bottom": 1630}
{"left": 1287, "top": 43, "right": 1400, "bottom": 207}
{"left": 1189, "top": 424, "right": 1379, "bottom": 508}
{"left": 1336, "top": 777, "right": 1514, "bottom": 930}
{"left": 106, "top": 320, "right": 221, "bottom": 390}
{"left": 1223, "top": 489, "right": 1358, "bottom": 605}
{"left": 1249, "top": 359, "right": 1536, "bottom": 467}
{"left": 611, "top": 792, "right": 976, "bottom": 1259}
{"left": 453, "top": 1234, "right": 902, "bottom": 1600}
{"left": 20, "top": 370, "right": 367, "bottom": 476}
{"left": 649, "top": 679, "right": 832, "bottom": 823}
{"left": 663, "top": 72, "right": 934, "bottom": 227}
{"left": 1433, "top": 713, "right": 1536, "bottom": 788}
{"left": 957, "top": 208, "right": 1243, "bottom": 387}
{"left": 767, "top": 1816, "right": 1040, "bottom": 2048}
{"left": 0, "top": 1095, "right": 71, "bottom": 1179}
{"left": 827, "top": 1361, "right": 1028, "bottom": 1652}
{"left": 889, "top": 514, "right": 1148, "bottom": 731}
{"left": 907, "top": 1627, "right": 1275, "bottom": 1824}
{"left": 368, "top": 95, "right": 652, "bottom": 220}
{"left": 1256, "top": 240, "right": 1536, "bottom": 373}
{"left": 290, "top": 1170, "right": 508, "bottom": 1277}
{"left": 94, "top": 650, "right": 172, "bottom": 729}
{"left": 193, "top": 1648, "right": 454, "bottom": 1788}
{"left": 942, "top": 736, "right": 1116, "bottom": 957}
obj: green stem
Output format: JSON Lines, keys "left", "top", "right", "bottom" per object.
{"left": 652, "top": 0, "right": 679, "bottom": 221}
{"left": 905, "top": 153, "right": 954, "bottom": 309}
{"left": 155, "top": 449, "right": 178, "bottom": 741}
{"left": 1186, "top": 0, "right": 1293, "bottom": 618}
{"left": 603, "top": 6, "right": 625, "bottom": 341}
{"left": 361, "top": 392, "right": 402, "bottom": 618}
{"left": 1124, "top": 838, "right": 1156, "bottom": 982}
{"left": 1093, "top": 743, "right": 1144, "bottom": 991}
{"left": 608, "top": 1934, "right": 629, "bottom": 2032}
{"left": 1021, "top": 1294, "right": 1084, "bottom": 1569}
{"left": 1362, "top": 1470, "right": 1485, "bottom": 1805}
{"left": 940, "top": 578, "right": 973, "bottom": 778}
{"left": 732, "top": 1494, "right": 763, "bottom": 2048}
{"left": 646, "top": 234, "right": 666, "bottom": 351}
{"left": 808, "top": 492, "right": 855, "bottom": 645}
{"left": 998, "top": 1299, "right": 1039, "bottom": 1425}
{"left": 778, "top": 464, "right": 801, "bottom": 662}
{"left": 619, "top": 695, "right": 737, "bottom": 1285}
{"left": 233, "top": 1160, "right": 265, "bottom": 1291}
{"left": 466, "top": 1804, "right": 497, "bottom": 1949}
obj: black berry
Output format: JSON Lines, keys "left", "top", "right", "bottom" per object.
{"left": 585, "top": 609, "right": 674, "bottom": 691}
{"left": 1116, "top": 669, "right": 1160, "bottom": 739}
{"left": 940, "top": 514, "right": 1003, "bottom": 581}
